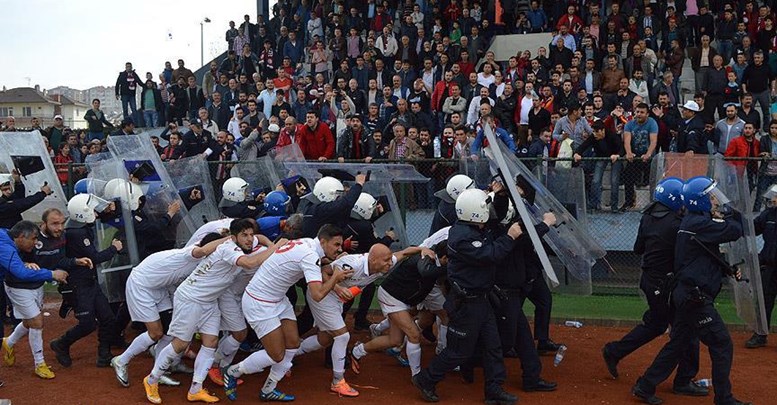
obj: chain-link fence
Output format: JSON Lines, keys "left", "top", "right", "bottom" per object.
{"left": 54, "top": 155, "right": 774, "bottom": 299}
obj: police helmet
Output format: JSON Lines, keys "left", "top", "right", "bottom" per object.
{"left": 456, "top": 188, "right": 490, "bottom": 223}
{"left": 222, "top": 177, "right": 249, "bottom": 203}
{"left": 352, "top": 193, "right": 378, "bottom": 220}
{"left": 103, "top": 179, "right": 144, "bottom": 211}
{"left": 313, "top": 176, "right": 344, "bottom": 203}
{"left": 446, "top": 174, "right": 475, "bottom": 200}
{"left": 264, "top": 190, "right": 291, "bottom": 216}
{"left": 654, "top": 177, "right": 685, "bottom": 211}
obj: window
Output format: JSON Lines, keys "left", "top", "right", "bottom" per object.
{"left": 0, "top": 107, "right": 12, "bottom": 117}
{"left": 22, "top": 107, "right": 32, "bottom": 117}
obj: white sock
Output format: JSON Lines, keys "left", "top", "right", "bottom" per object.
{"left": 148, "top": 344, "right": 182, "bottom": 384}
{"left": 263, "top": 349, "right": 296, "bottom": 394}
{"left": 352, "top": 342, "right": 367, "bottom": 359}
{"left": 7, "top": 323, "right": 28, "bottom": 347}
{"left": 332, "top": 333, "right": 349, "bottom": 382}
{"left": 407, "top": 341, "right": 422, "bottom": 376}
{"left": 214, "top": 335, "right": 241, "bottom": 368}
{"left": 28, "top": 328, "right": 44, "bottom": 366}
{"left": 156, "top": 334, "right": 173, "bottom": 353}
{"left": 437, "top": 324, "right": 448, "bottom": 352}
{"left": 297, "top": 335, "right": 323, "bottom": 356}
{"left": 190, "top": 346, "right": 215, "bottom": 394}
{"left": 374, "top": 318, "right": 390, "bottom": 334}
{"left": 118, "top": 331, "right": 156, "bottom": 366}
{"left": 229, "top": 349, "right": 276, "bottom": 378}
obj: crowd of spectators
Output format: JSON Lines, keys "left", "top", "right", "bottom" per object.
{"left": 6, "top": 0, "right": 777, "bottom": 212}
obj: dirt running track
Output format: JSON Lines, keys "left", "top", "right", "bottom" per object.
{"left": 0, "top": 304, "right": 772, "bottom": 405}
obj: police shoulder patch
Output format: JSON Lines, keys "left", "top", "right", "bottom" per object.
{"left": 248, "top": 206, "right": 256, "bottom": 210}
{"left": 712, "top": 218, "right": 725, "bottom": 223}
{"left": 472, "top": 241, "right": 483, "bottom": 248}
{"left": 83, "top": 238, "right": 91, "bottom": 247}
{"left": 135, "top": 215, "right": 143, "bottom": 222}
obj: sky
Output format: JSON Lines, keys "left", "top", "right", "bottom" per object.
{"left": 1, "top": 0, "right": 258, "bottom": 91}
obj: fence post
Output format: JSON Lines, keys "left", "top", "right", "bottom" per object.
{"left": 66, "top": 163, "right": 74, "bottom": 199}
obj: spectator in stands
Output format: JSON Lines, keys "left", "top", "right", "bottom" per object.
{"left": 388, "top": 123, "right": 423, "bottom": 160}
{"left": 172, "top": 59, "right": 194, "bottom": 83}
{"left": 298, "top": 110, "right": 334, "bottom": 160}
{"left": 622, "top": 103, "right": 658, "bottom": 211}
{"left": 115, "top": 62, "right": 144, "bottom": 121}
{"left": 160, "top": 132, "right": 184, "bottom": 161}
{"left": 756, "top": 119, "right": 777, "bottom": 211}
{"left": 44, "top": 115, "right": 66, "bottom": 151}
{"left": 113, "top": 119, "right": 136, "bottom": 136}
{"left": 53, "top": 143, "right": 73, "bottom": 186}
{"left": 715, "top": 104, "right": 746, "bottom": 155}
{"left": 742, "top": 51, "right": 775, "bottom": 130}
{"left": 83, "top": 99, "right": 113, "bottom": 141}
{"left": 141, "top": 80, "right": 163, "bottom": 128}
{"left": 226, "top": 20, "right": 239, "bottom": 51}
{"left": 725, "top": 122, "right": 760, "bottom": 191}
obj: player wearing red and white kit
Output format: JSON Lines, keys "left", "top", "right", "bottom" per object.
{"left": 221, "top": 225, "right": 353, "bottom": 402}
{"left": 296, "top": 244, "right": 427, "bottom": 396}
{"left": 110, "top": 232, "right": 228, "bottom": 388}
{"left": 142, "top": 219, "right": 281, "bottom": 404}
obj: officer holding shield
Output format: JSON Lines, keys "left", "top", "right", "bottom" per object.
{"left": 745, "top": 185, "right": 777, "bottom": 348}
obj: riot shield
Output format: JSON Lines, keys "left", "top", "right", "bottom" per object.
{"left": 0, "top": 131, "right": 68, "bottom": 222}
{"left": 107, "top": 134, "right": 196, "bottom": 246}
{"left": 650, "top": 153, "right": 768, "bottom": 335}
{"left": 230, "top": 155, "right": 281, "bottom": 199}
{"left": 164, "top": 155, "right": 221, "bottom": 231}
{"left": 535, "top": 166, "right": 589, "bottom": 227}
{"left": 282, "top": 161, "right": 428, "bottom": 248}
{"left": 269, "top": 143, "right": 307, "bottom": 180}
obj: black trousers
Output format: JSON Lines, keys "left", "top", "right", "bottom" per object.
{"left": 623, "top": 160, "right": 650, "bottom": 206}
{"left": 607, "top": 272, "right": 699, "bottom": 386}
{"left": 762, "top": 265, "right": 777, "bottom": 330}
{"left": 496, "top": 291, "right": 542, "bottom": 385}
{"left": 524, "top": 277, "right": 552, "bottom": 342}
{"left": 59, "top": 281, "right": 119, "bottom": 348}
{"left": 637, "top": 298, "right": 735, "bottom": 405}
{"left": 418, "top": 297, "right": 506, "bottom": 396}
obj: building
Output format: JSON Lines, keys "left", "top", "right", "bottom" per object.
{"left": 0, "top": 86, "right": 60, "bottom": 128}
{"left": 48, "top": 94, "right": 89, "bottom": 129}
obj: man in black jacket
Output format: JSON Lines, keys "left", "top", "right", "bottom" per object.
{"left": 676, "top": 101, "right": 707, "bottom": 154}
{"left": 181, "top": 121, "right": 213, "bottom": 158}
{"left": 745, "top": 186, "right": 777, "bottom": 348}
{"left": 208, "top": 92, "right": 231, "bottom": 131}
{"left": 0, "top": 172, "right": 52, "bottom": 229}
{"left": 115, "top": 62, "right": 144, "bottom": 121}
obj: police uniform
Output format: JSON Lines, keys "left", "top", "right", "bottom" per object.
{"left": 131, "top": 209, "right": 177, "bottom": 259}
{"left": 635, "top": 210, "right": 744, "bottom": 405}
{"left": 754, "top": 207, "right": 777, "bottom": 334}
{"left": 429, "top": 197, "right": 456, "bottom": 236}
{"left": 52, "top": 220, "right": 122, "bottom": 366}
{"left": 220, "top": 200, "right": 263, "bottom": 219}
{"left": 605, "top": 202, "right": 700, "bottom": 384}
{"left": 415, "top": 221, "right": 519, "bottom": 401}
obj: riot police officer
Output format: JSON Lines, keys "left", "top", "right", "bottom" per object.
{"left": 219, "top": 177, "right": 264, "bottom": 219}
{"left": 428, "top": 174, "right": 475, "bottom": 236}
{"left": 413, "top": 188, "right": 523, "bottom": 405}
{"left": 604, "top": 177, "right": 706, "bottom": 396}
{"left": 50, "top": 194, "right": 124, "bottom": 368}
{"left": 0, "top": 171, "right": 53, "bottom": 229}
{"left": 745, "top": 185, "right": 777, "bottom": 348}
{"left": 632, "top": 176, "right": 751, "bottom": 405}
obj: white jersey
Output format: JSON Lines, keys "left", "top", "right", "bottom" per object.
{"left": 177, "top": 240, "right": 264, "bottom": 304}
{"left": 330, "top": 253, "right": 397, "bottom": 289}
{"left": 130, "top": 245, "right": 201, "bottom": 289}
{"left": 245, "top": 238, "right": 324, "bottom": 302}
{"left": 421, "top": 226, "right": 450, "bottom": 248}
{"left": 185, "top": 218, "right": 233, "bottom": 247}
{"left": 227, "top": 237, "right": 263, "bottom": 295}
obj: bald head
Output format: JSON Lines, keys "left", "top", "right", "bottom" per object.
{"left": 368, "top": 244, "right": 394, "bottom": 274}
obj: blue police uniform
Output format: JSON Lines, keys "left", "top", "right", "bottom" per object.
{"left": 429, "top": 199, "right": 456, "bottom": 236}
{"left": 0, "top": 182, "right": 46, "bottom": 229}
{"left": 635, "top": 210, "right": 744, "bottom": 405}
{"left": 415, "top": 221, "right": 519, "bottom": 401}
{"left": 604, "top": 202, "right": 700, "bottom": 385}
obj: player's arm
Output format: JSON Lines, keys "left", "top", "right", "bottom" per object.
{"left": 236, "top": 241, "right": 283, "bottom": 270}
{"left": 393, "top": 245, "right": 434, "bottom": 262}
{"left": 307, "top": 260, "right": 354, "bottom": 302}
{"left": 191, "top": 236, "right": 231, "bottom": 259}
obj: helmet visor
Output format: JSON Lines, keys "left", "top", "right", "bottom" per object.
{"left": 705, "top": 182, "right": 731, "bottom": 207}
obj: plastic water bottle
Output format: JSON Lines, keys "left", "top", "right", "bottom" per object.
{"left": 553, "top": 345, "right": 567, "bottom": 367}
{"left": 565, "top": 320, "right": 583, "bottom": 328}
{"left": 696, "top": 379, "right": 711, "bottom": 388}
{"left": 433, "top": 137, "right": 441, "bottom": 158}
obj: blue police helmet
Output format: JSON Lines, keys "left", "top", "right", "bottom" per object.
{"left": 74, "top": 178, "right": 91, "bottom": 195}
{"left": 681, "top": 176, "right": 716, "bottom": 212}
{"left": 263, "top": 191, "right": 291, "bottom": 216}
{"left": 654, "top": 177, "right": 684, "bottom": 211}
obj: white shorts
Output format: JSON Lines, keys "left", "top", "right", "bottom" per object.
{"left": 308, "top": 290, "right": 345, "bottom": 332}
{"left": 417, "top": 284, "right": 445, "bottom": 312}
{"left": 125, "top": 277, "right": 172, "bottom": 323}
{"left": 242, "top": 293, "right": 296, "bottom": 339}
{"left": 218, "top": 293, "right": 247, "bottom": 332}
{"left": 377, "top": 286, "right": 410, "bottom": 317}
{"left": 167, "top": 295, "right": 221, "bottom": 341}
{"left": 4, "top": 285, "right": 43, "bottom": 320}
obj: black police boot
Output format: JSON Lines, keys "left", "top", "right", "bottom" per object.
{"left": 58, "top": 301, "right": 72, "bottom": 319}
{"left": 632, "top": 384, "right": 663, "bottom": 405}
{"left": 459, "top": 365, "right": 475, "bottom": 384}
{"left": 503, "top": 348, "right": 518, "bottom": 358}
{"left": 672, "top": 381, "right": 709, "bottom": 396}
{"left": 602, "top": 344, "right": 620, "bottom": 379}
{"left": 744, "top": 333, "right": 767, "bottom": 348}
{"left": 97, "top": 344, "right": 113, "bottom": 368}
{"left": 411, "top": 374, "right": 439, "bottom": 402}
{"left": 484, "top": 389, "right": 518, "bottom": 405}
{"left": 50, "top": 338, "right": 72, "bottom": 368}
{"left": 733, "top": 399, "right": 754, "bottom": 405}
{"left": 421, "top": 325, "right": 437, "bottom": 343}
{"left": 523, "top": 378, "right": 557, "bottom": 392}
{"left": 537, "top": 339, "right": 562, "bottom": 355}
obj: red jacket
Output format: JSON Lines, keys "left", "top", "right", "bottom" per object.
{"left": 298, "top": 122, "right": 335, "bottom": 159}
{"left": 431, "top": 80, "right": 452, "bottom": 112}
{"left": 725, "top": 136, "right": 759, "bottom": 169}
{"left": 276, "top": 124, "right": 304, "bottom": 148}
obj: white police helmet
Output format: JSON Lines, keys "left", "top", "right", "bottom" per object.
{"left": 222, "top": 177, "right": 249, "bottom": 203}
{"left": 67, "top": 194, "right": 98, "bottom": 224}
{"left": 456, "top": 188, "right": 490, "bottom": 223}
{"left": 313, "top": 176, "right": 344, "bottom": 203}
{"left": 352, "top": 193, "right": 377, "bottom": 220}
{"left": 103, "top": 179, "right": 144, "bottom": 211}
{"left": 446, "top": 174, "right": 475, "bottom": 200}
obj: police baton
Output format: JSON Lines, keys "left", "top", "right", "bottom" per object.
{"left": 689, "top": 236, "right": 749, "bottom": 283}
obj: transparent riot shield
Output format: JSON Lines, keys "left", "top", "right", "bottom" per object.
{"left": 536, "top": 166, "right": 589, "bottom": 228}
{"left": 650, "top": 153, "right": 768, "bottom": 335}
{"left": 282, "top": 161, "right": 428, "bottom": 248}
{"left": 84, "top": 156, "right": 137, "bottom": 303}
{"left": 0, "top": 131, "right": 68, "bottom": 221}
{"left": 230, "top": 156, "right": 281, "bottom": 198}
{"left": 164, "top": 155, "right": 221, "bottom": 233}
{"left": 107, "top": 134, "right": 196, "bottom": 246}
{"left": 269, "top": 143, "right": 307, "bottom": 180}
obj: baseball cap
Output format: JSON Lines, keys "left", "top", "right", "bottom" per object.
{"left": 54, "top": 114, "right": 63, "bottom": 120}
{"left": 268, "top": 123, "right": 280, "bottom": 132}
{"left": 681, "top": 100, "right": 701, "bottom": 112}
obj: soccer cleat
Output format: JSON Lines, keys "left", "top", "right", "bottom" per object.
{"left": 2, "top": 337, "right": 15, "bottom": 366}
{"left": 173, "top": 362, "right": 194, "bottom": 374}
{"left": 50, "top": 338, "right": 72, "bottom": 368}
{"left": 209, "top": 367, "right": 244, "bottom": 387}
{"left": 349, "top": 349, "right": 361, "bottom": 374}
{"left": 143, "top": 376, "right": 162, "bottom": 404}
{"left": 159, "top": 374, "right": 181, "bottom": 386}
{"left": 745, "top": 333, "right": 767, "bottom": 349}
{"left": 34, "top": 362, "right": 55, "bottom": 379}
{"left": 386, "top": 347, "right": 409, "bottom": 367}
{"left": 111, "top": 356, "right": 130, "bottom": 387}
{"left": 222, "top": 367, "right": 239, "bottom": 401}
{"left": 187, "top": 389, "right": 220, "bottom": 403}
{"left": 331, "top": 378, "right": 359, "bottom": 397}
{"left": 259, "top": 389, "right": 295, "bottom": 402}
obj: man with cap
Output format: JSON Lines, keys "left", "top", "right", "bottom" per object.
{"left": 337, "top": 114, "right": 369, "bottom": 162}
{"left": 43, "top": 115, "right": 66, "bottom": 151}
{"left": 676, "top": 100, "right": 707, "bottom": 154}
